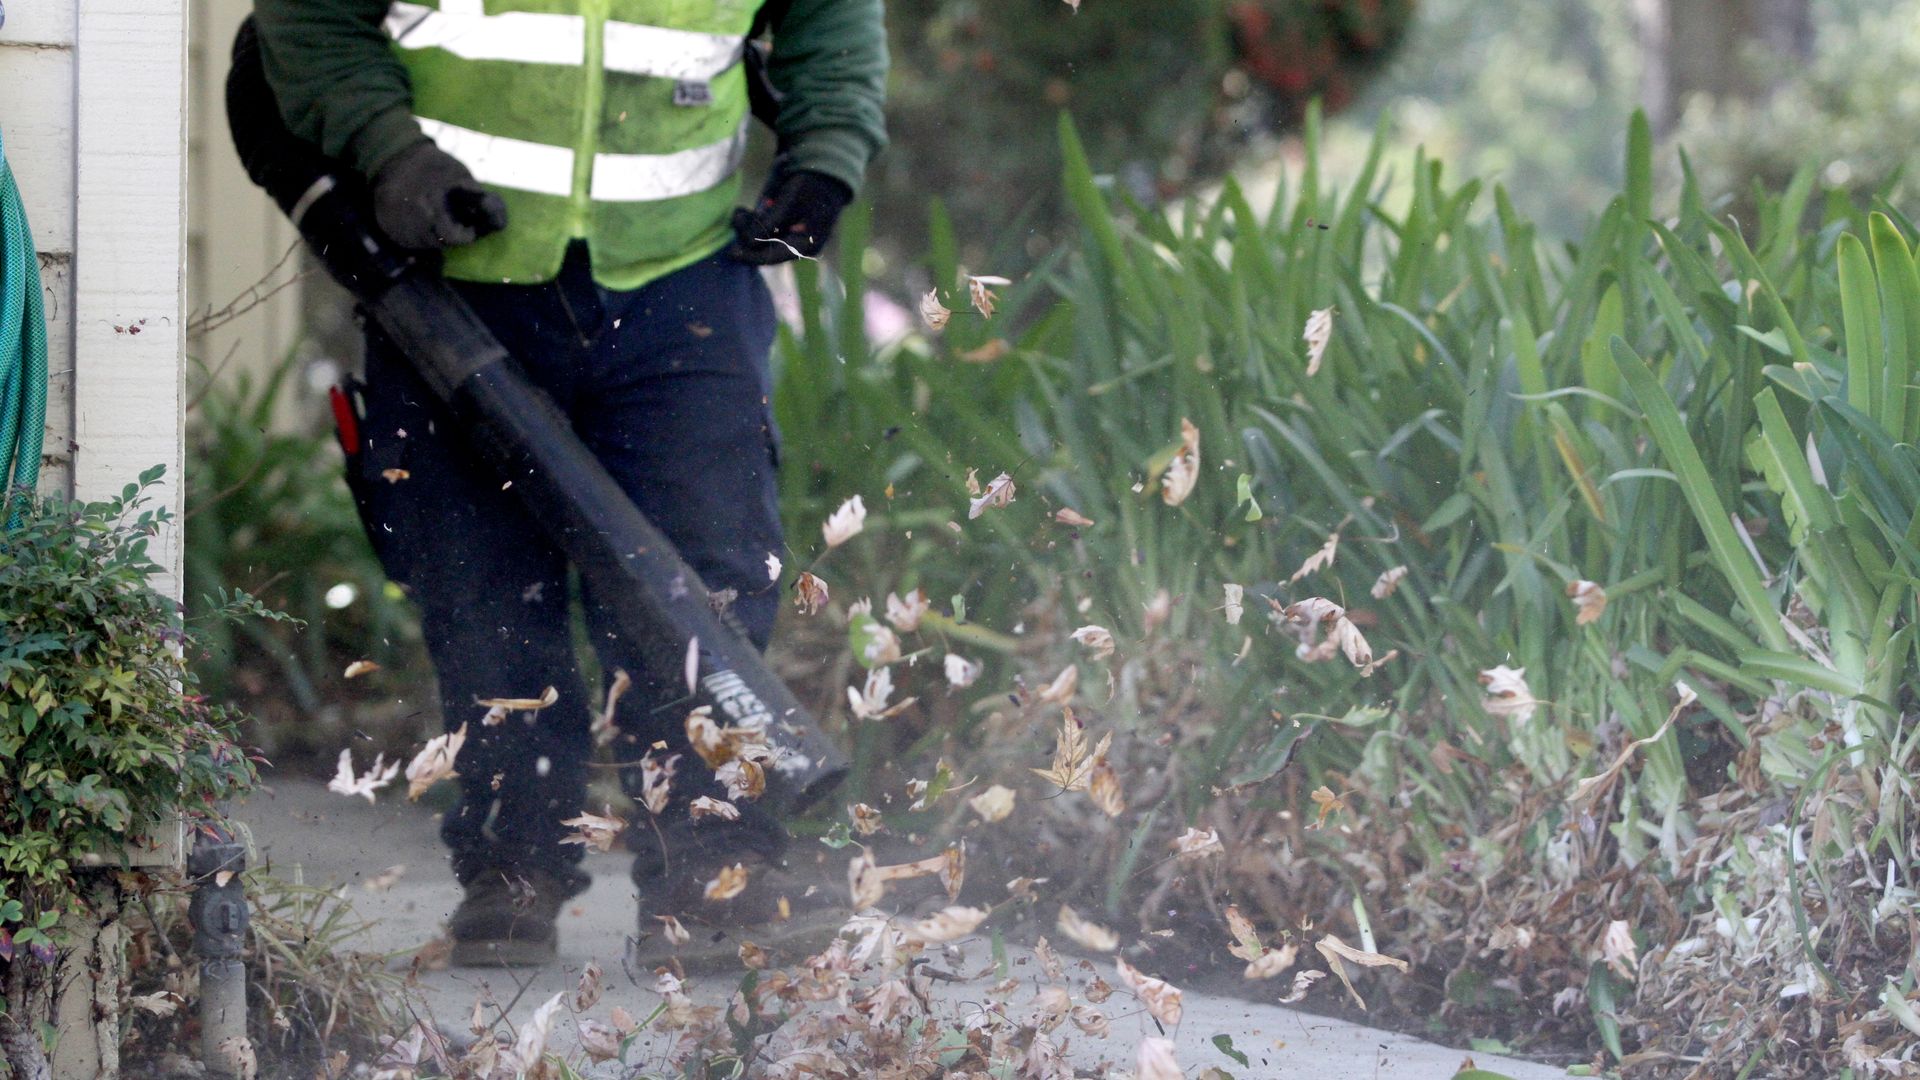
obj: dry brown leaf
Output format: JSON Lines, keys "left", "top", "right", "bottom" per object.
{"left": 847, "top": 848, "right": 956, "bottom": 908}
{"left": 1030, "top": 710, "right": 1107, "bottom": 791}
{"left": 1036, "top": 664, "right": 1079, "bottom": 705}
{"left": 327, "top": 748, "right": 399, "bottom": 804}
{"left": 559, "top": 809, "right": 626, "bottom": 853}
{"left": 1303, "top": 306, "right": 1335, "bottom": 376}
{"left": 344, "top": 659, "right": 380, "bottom": 679}
{"left": 920, "top": 289, "right": 951, "bottom": 330}
{"left": 577, "top": 1019, "right": 623, "bottom": 1063}
{"left": 1160, "top": 418, "right": 1201, "bottom": 507}
{"left": 1314, "top": 933, "right": 1410, "bottom": 1010}
{"left": 857, "top": 619, "right": 903, "bottom": 665}
{"left": 1359, "top": 647, "right": 1400, "bottom": 678}
{"left": 1568, "top": 579, "right": 1608, "bottom": 625}
{"left": 1225, "top": 904, "right": 1262, "bottom": 961}
{"left": 1115, "top": 957, "right": 1183, "bottom": 1025}
{"left": 1137, "top": 1037, "right": 1182, "bottom": 1080}
{"left": 966, "top": 274, "right": 1011, "bottom": 317}
{"left": 364, "top": 864, "right": 407, "bottom": 893}
{"left": 1006, "top": 876, "right": 1047, "bottom": 902}
{"left": 638, "top": 752, "right": 678, "bottom": 815}
{"left": 1245, "top": 941, "right": 1300, "bottom": 980}
{"left": 129, "top": 991, "right": 184, "bottom": 1017}
{"left": 1332, "top": 616, "right": 1373, "bottom": 668}
{"left": 1371, "top": 565, "right": 1408, "bottom": 599}
{"left": 1088, "top": 759, "right": 1125, "bottom": 817}
{"left": 1172, "top": 826, "right": 1223, "bottom": 859}
{"left": 958, "top": 338, "right": 1012, "bottom": 363}
{"left": 1223, "top": 583, "right": 1245, "bottom": 626}
{"left": 823, "top": 495, "right": 867, "bottom": 548}
{"left": 1601, "top": 919, "right": 1640, "bottom": 980}
{"left": 715, "top": 758, "right": 766, "bottom": 801}
{"left": 942, "top": 652, "right": 982, "bottom": 689}
{"left": 504, "top": 993, "right": 565, "bottom": 1075}
{"left": 968, "top": 784, "right": 1016, "bottom": 823}
{"left": 1289, "top": 531, "right": 1341, "bottom": 584}
{"left": 1070, "top": 1004, "right": 1109, "bottom": 1037}
{"left": 404, "top": 723, "right": 467, "bottom": 801}
{"left": 574, "top": 959, "right": 604, "bottom": 1012}
{"left": 967, "top": 471, "right": 1017, "bottom": 519}
{"left": 704, "top": 863, "right": 750, "bottom": 901}
{"left": 794, "top": 570, "right": 830, "bottom": 615}
{"left": 1279, "top": 968, "right": 1326, "bottom": 1003}
{"left": 1056, "top": 905, "right": 1119, "bottom": 952}
{"left": 475, "top": 686, "right": 559, "bottom": 711}
{"left": 939, "top": 843, "right": 967, "bottom": 899}
{"left": 1308, "top": 785, "right": 1350, "bottom": 829}
{"left": 689, "top": 795, "right": 740, "bottom": 822}
{"left": 1054, "top": 506, "right": 1095, "bottom": 527}
{"left": 1479, "top": 664, "right": 1539, "bottom": 723}
{"left": 838, "top": 803, "right": 880, "bottom": 838}
{"left": 1568, "top": 682, "right": 1693, "bottom": 812}
{"left": 902, "top": 905, "right": 988, "bottom": 943}
{"left": 655, "top": 915, "right": 690, "bottom": 945}
{"left": 1070, "top": 624, "right": 1115, "bottom": 659}
{"left": 885, "top": 588, "right": 930, "bottom": 632}
{"left": 590, "top": 668, "right": 632, "bottom": 748}
{"left": 849, "top": 665, "right": 915, "bottom": 720}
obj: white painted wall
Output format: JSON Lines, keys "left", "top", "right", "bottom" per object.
{"left": 2, "top": 0, "right": 189, "bottom": 596}
{"left": 187, "top": 0, "right": 304, "bottom": 413}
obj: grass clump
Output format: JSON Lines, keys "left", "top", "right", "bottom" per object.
{"left": 768, "top": 108, "right": 1920, "bottom": 1073}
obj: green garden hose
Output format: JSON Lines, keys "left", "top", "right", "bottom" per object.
{"left": 0, "top": 127, "right": 48, "bottom": 527}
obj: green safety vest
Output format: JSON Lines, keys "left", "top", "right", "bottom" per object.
{"left": 385, "top": 0, "right": 756, "bottom": 288}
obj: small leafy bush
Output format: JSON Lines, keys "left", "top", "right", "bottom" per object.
{"left": 0, "top": 469, "right": 257, "bottom": 956}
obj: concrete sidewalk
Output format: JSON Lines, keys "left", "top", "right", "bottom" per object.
{"left": 239, "top": 778, "right": 1566, "bottom": 1078}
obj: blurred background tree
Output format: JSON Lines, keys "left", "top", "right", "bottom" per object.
{"left": 869, "top": 0, "right": 1417, "bottom": 267}
{"left": 1283, "top": 0, "right": 1910, "bottom": 240}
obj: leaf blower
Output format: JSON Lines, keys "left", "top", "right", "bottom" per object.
{"left": 222, "top": 18, "right": 846, "bottom": 814}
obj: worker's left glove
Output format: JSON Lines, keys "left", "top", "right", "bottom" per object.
{"left": 727, "top": 170, "right": 852, "bottom": 265}
{"left": 373, "top": 141, "right": 509, "bottom": 251}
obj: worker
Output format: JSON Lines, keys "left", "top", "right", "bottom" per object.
{"left": 250, "top": 0, "right": 887, "bottom": 967}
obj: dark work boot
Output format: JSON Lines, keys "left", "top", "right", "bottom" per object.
{"left": 448, "top": 866, "right": 589, "bottom": 968}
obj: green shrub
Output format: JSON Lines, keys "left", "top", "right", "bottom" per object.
{"left": 774, "top": 110, "right": 1920, "bottom": 1069}
{"left": 0, "top": 470, "right": 258, "bottom": 957}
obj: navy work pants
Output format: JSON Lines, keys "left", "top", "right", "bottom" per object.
{"left": 344, "top": 244, "right": 783, "bottom": 888}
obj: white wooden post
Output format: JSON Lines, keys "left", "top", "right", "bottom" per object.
{"left": 72, "top": 0, "right": 190, "bottom": 597}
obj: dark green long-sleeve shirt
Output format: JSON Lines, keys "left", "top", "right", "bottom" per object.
{"left": 250, "top": 0, "right": 888, "bottom": 194}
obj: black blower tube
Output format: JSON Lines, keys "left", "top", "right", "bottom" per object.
{"left": 225, "top": 19, "right": 847, "bottom": 811}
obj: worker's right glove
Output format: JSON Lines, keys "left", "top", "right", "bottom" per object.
{"left": 727, "top": 170, "right": 852, "bottom": 265}
{"left": 372, "top": 141, "right": 508, "bottom": 250}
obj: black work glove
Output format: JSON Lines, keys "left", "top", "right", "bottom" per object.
{"left": 727, "top": 169, "right": 852, "bottom": 265}
{"left": 372, "top": 141, "right": 509, "bottom": 250}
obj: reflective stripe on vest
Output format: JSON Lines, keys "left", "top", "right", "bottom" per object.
{"left": 419, "top": 116, "right": 746, "bottom": 203}
{"left": 590, "top": 125, "right": 747, "bottom": 202}
{"left": 387, "top": 2, "right": 741, "bottom": 82}
{"left": 415, "top": 117, "right": 574, "bottom": 197}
